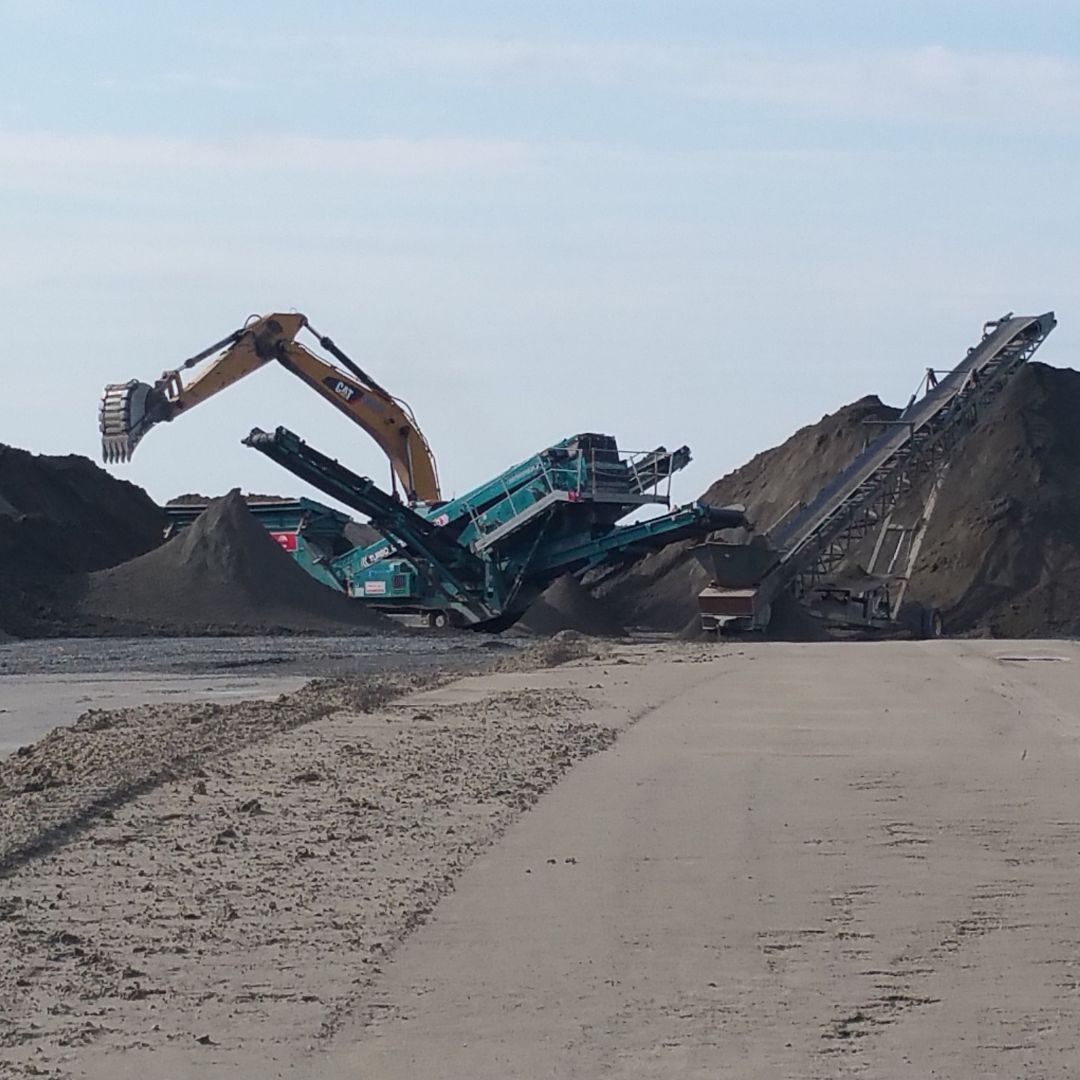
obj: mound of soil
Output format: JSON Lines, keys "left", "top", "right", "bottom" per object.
{"left": 590, "top": 396, "right": 896, "bottom": 631}
{"left": 0, "top": 445, "right": 166, "bottom": 637}
{"left": 0, "top": 445, "right": 165, "bottom": 576}
{"left": 907, "top": 363, "right": 1080, "bottom": 636}
{"left": 75, "top": 491, "right": 392, "bottom": 636}
{"left": 519, "top": 575, "right": 626, "bottom": 638}
{"left": 592, "top": 362, "right": 1080, "bottom": 639}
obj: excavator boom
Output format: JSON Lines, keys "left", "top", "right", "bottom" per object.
{"left": 99, "top": 313, "right": 441, "bottom": 503}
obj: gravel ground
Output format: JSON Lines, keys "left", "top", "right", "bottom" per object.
{"left": 0, "top": 634, "right": 517, "bottom": 678}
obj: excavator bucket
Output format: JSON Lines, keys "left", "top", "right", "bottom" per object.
{"left": 100, "top": 380, "right": 161, "bottom": 463}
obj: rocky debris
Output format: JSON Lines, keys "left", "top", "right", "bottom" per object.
{"left": 519, "top": 575, "right": 627, "bottom": 638}
{"left": 73, "top": 491, "right": 393, "bottom": 636}
{"left": 0, "top": 673, "right": 436, "bottom": 871}
{"left": 343, "top": 520, "right": 381, "bottom": 549}
{"left": 495, "top": 629, "right": 609, "bottom": 672}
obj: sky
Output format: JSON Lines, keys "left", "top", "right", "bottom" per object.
{"left": 2, "top": 0, "right": 1077, "bottom": 513}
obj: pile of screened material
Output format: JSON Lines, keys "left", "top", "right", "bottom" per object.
{"left": 519, "top": 575, "right": 626, "bottom": 638}
{"left": 592, "top": 362, "right": 1080, "bottom": 639}
{"left": 74, "top": 491, "right": 392, "bottom": 636}
{"left": 167, "top": 492, "right": 382, "bottom": 550}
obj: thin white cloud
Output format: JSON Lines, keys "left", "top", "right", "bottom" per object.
{"left": 0, "top": 131, "right": 533, "bottom": 189}
{"left": 288, "top": 34, "right": 1080, "bottom": 128}
{"left": 689, "top": 44, "right": 1080, "bottom": 125}
{"left": 0, "top": 127, "right": 875, "bottom": 201}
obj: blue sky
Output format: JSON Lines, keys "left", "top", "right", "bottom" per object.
{"left": 2, "top": 1, "right": 1077, "bottom": 508}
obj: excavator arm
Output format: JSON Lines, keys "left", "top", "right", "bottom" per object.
{"left": 100, "top": 313, "right": 441, "bottom": 503}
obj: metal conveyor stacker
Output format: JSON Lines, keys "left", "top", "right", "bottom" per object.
{"left": 694, "top": 311, "right": 1057, "bottom": 634}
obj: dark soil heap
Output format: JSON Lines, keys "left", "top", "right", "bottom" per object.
{"left": 75, "top": 491, "right": 392, "bottom": 636}
{"left": 908, "top": 363, "right": 1080, "bottom": 636}
{"left": 593, "top": 363, "right": 1080, "bottom": 639}
{"left": 519, "top": 575, "right": 627, "bottom": 638}
{"left": 590, "top": 396, "right": 897, "bottom": 632}
{"left": 0, "top": 445, "right": 166, "bottom": 636}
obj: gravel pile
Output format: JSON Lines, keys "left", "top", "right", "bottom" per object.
{"left": 519, "top": 575, "right": 627, "bottom": 638}
{"left": 74, "top": 491, "right": 393, "bottom": 636}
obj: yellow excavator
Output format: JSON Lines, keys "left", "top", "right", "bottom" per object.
{"left": 99, "top": 313, "right": 441, "bottom": 503}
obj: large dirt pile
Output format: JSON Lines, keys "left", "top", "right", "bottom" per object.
{"left": 0, "top": 445, "right": 166, "bottom": 636}
{"left": 590, "top": 396, "right": 897, "bottom": 631}
{"left": 519, "top": 575, "right": 627, "bottom": 637}
{"left": 907, "top": 363, "right": 1080, "bottom": 636}
{"left": 75, "top": 491, "right": 392, "bottom": 635}
{"left": 592, "top": 363, "right": 1080, "bottom": 639}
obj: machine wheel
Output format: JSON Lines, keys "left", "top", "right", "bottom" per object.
{"left": 919, "top": 606, "right": 944, "bottom": 640}
{"left": 428, "top": 610, "right": 449, "bottom": 630}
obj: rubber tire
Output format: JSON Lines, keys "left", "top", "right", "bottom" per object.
{"left": 428, "top": 611, "right": 449, "bottom": 630}
{"left": 919, "top": 606, "right": 944, "bottom": 640}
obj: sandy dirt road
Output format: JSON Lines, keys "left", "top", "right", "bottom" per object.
{"left": 4, "top": 639, "right": 1080, "bottom": 1078}
{"left": 316, "top": 640, "right": 1080, "bottom": 1079}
